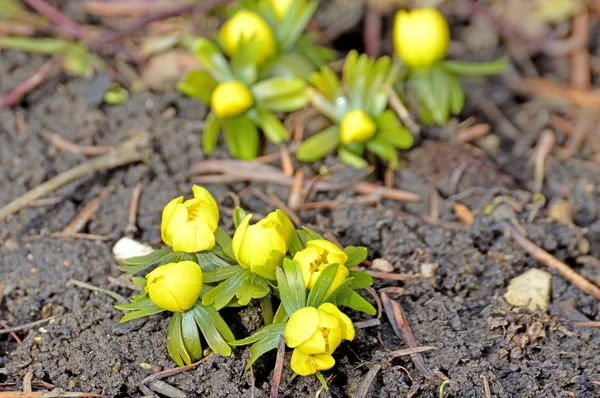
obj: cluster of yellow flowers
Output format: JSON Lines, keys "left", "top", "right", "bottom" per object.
{"left": 119, "top": 185, "right": 370, "bottom": 380}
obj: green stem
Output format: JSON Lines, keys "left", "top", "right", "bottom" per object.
{"left": 0, "top": 36, "right": 68, "bottom": 54}
{"left": 442, "top": 58, "right": 508, "bottom": 76}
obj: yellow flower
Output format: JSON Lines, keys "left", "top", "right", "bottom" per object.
{"left": 232, "top": 214, "right": 287, "bottom": 280}
{"left": 393, "top": 8, "right": 450, "bottom": 69}
{"left": 284, "top": 303, "right": 355, "bottom": 357}
{"left": 220, "top": 10, "right": 276, "bottom": 64}
{"left": 145, "top": 261, "right": 203, "bottom": 312}
{"left": 211, "top": 81, "right": 254, "bottom": 119}
{"left": 290, "top": 349, "right": 335, "bottom": 376}
{"left": 270, "top": 0, "right": 294, "bottom": 20}
{"left": 293, "top": 240, "right": 348, "bottom": 295}
{"left": 161, "top": 185, "right": 219, "bottom": 253}
{"left": 340, "top": 110, "right": 377, "bottom": 144}
{"left": 265, "top": 209, "right": 296, "bottom": 246}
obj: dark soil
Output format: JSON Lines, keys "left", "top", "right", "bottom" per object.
{"left": 2, "top": 3, "right": 600, "bottom": 398}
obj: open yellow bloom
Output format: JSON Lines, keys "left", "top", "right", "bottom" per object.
{"left": 294, "top": 240, "right": 348, "bottom": 295}
{"left": 161, "top": 185, "right": 219, "bottom": 253}
{"left": 340, "top": 109, "right": 377, "bottom": 144}
{"left": 211, "top": 81, "right": 254, "bottom": 119}
{"left": 270, "top": 0, "right": 294, "bottom": 20}
{"left": 393, "top": 8, "right": 450, "bottom": 69}
{"left": 145, "top": 261, "right": 203, "bottom": 312}
{"left": 232, "top": 214, "right": 287, "bottom": 280}
{"left": 285, "top": 303, "right": 355, "bottom": 357}
{"left": 220, "top": 10, "right": 276, "bottom": 64}
{"left": 265, "top": 209, "right": 296, "bottom": 246}
{"left": 290, "top": 349, "right": 335, "bottom": 376}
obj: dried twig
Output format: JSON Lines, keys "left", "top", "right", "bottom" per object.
{"left": 389, "top": 346, "right": 437, "bottom": 358}
{"left": 66, "top": 279, "right": 127, "bottom": 304}
{"left": 532, "top": 129, "right": 555, "bottom": 193}
{"left": 386, "top": 85, "right": 420, "bottom": 135}
{"left": 355, "top": 364, "right": 381, "bottom": 398}
{"left": 126, "top": 182, "right": 144, "bottom": 237}
{"left": 570, "top": 10, "right": 591, "bottom": 90}
{"left": 367, "top": 272, "right": 416, "bottom": 281}
{"left": 25, "top": 0, "right": 84, "bottom": 39}
{"left": 456, "top": 124, "right": 490, "bottom": 144}
{"left": 288, "top": 170, "right": 304, "bottom": 209}
{"left": 517, "top": 78, "right": 600, "bottom": 108}
{"left": 0, "top": 321, "right": 23, "bottom": 344}
{"left": 47, "top": 134, "right": 115, "bottom": 157}
{"left": 505, "top": 224, "right": 600, "bottom": 300}
{"left": 574, "top": 321, "right": 600, "bottom": 327}
{"left": 353, "top": 319, "right": 381, "bottom": 329}
{"left": 0, "top": 132, "right": 150, "bottom": 221}
{"left": 0, "top": 316, "right": 58, "bottom": 335}
{"left": 481, "top": 375, "right": 491, "bottom": 398}
{"left": 62, "top": 188, "right": 110, "bottom": 234}
{"left": 364, "top": 5, "right": 381, "bottom": 58}
{"left": 141, "top": 355, "right": 214, "bottom": 384}
{"left": 270, "top": 337, "right": 286, "bottom": 398}
{"left": 280, "top": 147, "right": 294, "bottom": 177}
{"left": 84, "top": 1, "right": 173, "bottom": 17}
{"left": 23, "top": 373, "right": 33, "bottom": 393}
{"left": 556, "top": 115, "right": 590, "bottom": 159}
{"left": 381, "top": 293, "right": 432, "bottom": 379}
{"left": 0, "top": 55, "right": 63, "bottom": 109}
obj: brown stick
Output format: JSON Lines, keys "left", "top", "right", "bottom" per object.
{"left": 0, "top": 132, "right": 150, "bottom": 222}
{"left": 62, "top": 188, "right": 110, "bottom": 234}
{"left": 0, "top": 55, "right": 63, "bottom": 108}
{"left": 505, "top": 224, "right": 600, "bottom": 300}
{"left": 0, "top": 316, "right": 58, "bottom": 335}
{"left": 84, "top": 1, "right": 173, "bottom": 17}
{"left": 532, "top": 129, "right": 555, "bottom": 193}
{"left": 570, "top": 10, "right": 591, "bottom": 90}
{"left": 355, "top": 364, "right": 381, "bottom": 398}
{"left": 367, "top": 272, "right": 416, "bottom": 281}
{"left": 25, "top": 0, "right": 84, "bottom": 39}
{"left": 141, "top": 355, "right": 214, "bottom": 384}
{"left": 481, "top": 375, "right": 492, "bottom": 398}
{"left": 126, "top": 182, "right": 144, "bottom": 236}
{"left": 353, "top": 319, "right": 381, "bottom": 329}
{"left": 386, "top": 85, "right": 420, "bottom": 135}
{"left": 47, "top": 133, "right": 116, "bottom": 157}
{"left": 518, "top": 78, "right": 600, "bottom": 108}
{"left": 388, "top": 346, "right": 437, "bottom": 358}
{"left": 270, "top": 337, "right": 286, "bottom": 398}
{"left": 364, "top": 5, "right": 381, "bottom": 58}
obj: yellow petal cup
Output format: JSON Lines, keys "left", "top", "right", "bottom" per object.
{"left": 393, "top": 8, "right": 450, "bottom": 69}
{"left": 270, "top": 0, "right": 294, "bottom": 20}
{"left": 293, "top": 239, "right": 349, "bottom": 296}
{"left": 284, "top": 303, "right": 355, "bottom": 376}
{"left": 220, "top": 10, "right": 276, "bottom": 64}
{"left": 211, "top": 81, "right": 254, "bottom": 119}
{"left": 232, "top": 213, "right": 287, "bottom": 280}
{"left": 145, "top": 261, "right": 203, "bottom": 312}
{"left": 340, "top": 109, "right": 377, "bottom": 144}
{"left": 161, "top": 185, "right": 219, "bottom": 253}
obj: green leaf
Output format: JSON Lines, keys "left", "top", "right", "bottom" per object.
{"left": 202, "top": 268, "right": 248, "bottom": 310}
{"left": 366, "top": 138, "right": 399, "bottom": 169}
{"left": 202, "top": 111, "right": 221, "bottom": 155}
{"left": 335, "top": 288, "right": 376, "bottom": 315}
{"left": 119, "top": 247, "right": 173, "bottom": 274}
{"left": 222, "top": 116, "right": 259, "bottom": 160}
{"left": 315, "top": 371, "right": 329, "bottom": 390}
{"left": 306, "top": 263, "right": 340, "bottom": 307}
{"left": 339, "top": 147, "right": 368, "bottom": 169}
{"left": 196, "top": 251, "right": 231, "bottom": 272}
{"left": 296, "top": 126, "right": 340, "bottom": 162}
{"left": 167, "top": 313, "right": 192, "bottom": 366}
{"left": 118, "top": 303, "right": 164, "bottom": 323}
{"left": 203, "top": 265, "right": 245, "bottom": 283}
{"left": 230, "top": 323, "right": 286, "bottom": 369}
{"left": 363, "top": 56, "right": 391, "bottom": 115}
{"left": 176, "top": 70, "right": 218, "bottom": 104}
{"left": 181, "top": 311, "right": 203, "bottom": 363}
{"left": 442, "top": 58, "right": 508, "bottom": 76}
{"left": 267, "top": 51, "right": 317, "bottom": 81}
{"left": 281, "top": 0, "right": 318, "bottom": 50}
{"left": 343, "top": 246, "right": 368, "bottom": 267}
{"left": 236, "top": 273, "right": 270, "bottom": 305}
{"left": 431, "top": 67, "right": 450, "bottom": 124}
{"left": 214, "top": 227, "right": 236, "bottom": 262}
{"left": 311, "top": 66, "right": 341, "bottom": 102}
{"left": 0, "top": 36, "right": 67, "bottom": 54}
{"left": 191, "top": 301, "right": 234, "bottom": 356}
{"left": 447, "top": 74, "right": 465, "bottom": 115}
{"left": 272, "top": 303, "right": 288, "bottom": 324}
{"left": 307, "top": 87, "right": 345, "bottom": 123}
{"left": 342, "top": 50, "right": 359, "bottom": 87}
{"left": 193, "top": 37, "right": 234, "bottom": 81}
{"left": 376, "top": 110, "right": 413, "bottom": 149}
{"left": 132, "top": 277, "right": 147, "bottom": 290}
{"left": 348, "top": 270, "right": 373, "bottom": 289}
{"left": 252, "top": 78, "right": 306, "bottom": 102}
{"left": 233, "top": 207, "right": 247, "bottom": 229}
{"left": 294, "top": 32, "right": 336, "bottom": 68}
{"left": 287, "top": 231, "right": 305, "bottom": 256}
{"left": 230, "top": 322, "right": 285, "bottom": 346}
{"left": 230, "top": 36, "right": 260, "bottom": 85}
{"left": 260, "top": 91, "right": 309, "bottom": 113}
{"left": 276, "top": 259, "right": 306, "bottom": 315}
{"left": 298, "top": 227, "right": 323, "bottom": 244}
{"left": 115, "top": 296, "right": 156, "bottom": 311}
{"left": 247, "top": 108, "right": 289, "bottom": 144}
{"left": 323, "top": 278, "right": 353, "bottom": 303}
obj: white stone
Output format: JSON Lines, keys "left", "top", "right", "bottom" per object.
{"left": 113, "top": 237, "right": 154, "bottom": 262}
{"left": 504, "top": 268, "right": 552, "bottom": 311}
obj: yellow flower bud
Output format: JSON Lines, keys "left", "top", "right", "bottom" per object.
{"left": 145, "top": 261, "right": 203, "bottom": 312}
{"left": 393, "top": 8, "right": 450, "bottom": 69}
{"left": 284, "top": 303, "right": 355, "bottom": 357}
{"left": 161, "top": 185, "right": 219, "bottom": 253}
{"left": 232, "top": 214, "right": 287, "bottom": 280}
{"left": 270, "top": 0, "right": 294, "bottom": 20}
{"left": 290, "top": 349, "right": 335, "bottom": 376}
{"left": 211, "top": 81, "right": 254, "bottom": 119}
{"left": 340, "top": 110, "right": 377, "bottom": 144}
{"left": 265, "top": 209, "right": 296, "bottom": 247}
{"left": 293, "top": 239, "right": 348, "bottom": 295}
{"left": 220, "top": 10, "right": 276, "bottom": 64}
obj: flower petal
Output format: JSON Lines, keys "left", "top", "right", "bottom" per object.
{"left": 318, "top": 303, "right": 355, "bottom": 341}
{"left": 232, "top": 214, "right": 252, "bottom": 266}
{"left": 296, "top": 330, "right": 327, "bottom": 355}
{"left": 290, "top": 349, "right": 315, "bottom": 376}
{"left": 161, "top": 197, "right": 186, "bottom": 246}
{"left": 312, "top": 353, "right": 335, "bottom": 371}
{"left": 172, "top": 220, "right": 216, "bottom": 253}
{"left": 285, "top": 307, "right": 319, "bottom": 348}
{"left": 293, "top": 247, "right": 320, "bottom": 288}
{"left": 146, "top": 261, "right": 203, "bottom": 312}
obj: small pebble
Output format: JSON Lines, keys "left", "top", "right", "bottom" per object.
{"left": 371, "top": 258, "right": 394, "bottom": 272}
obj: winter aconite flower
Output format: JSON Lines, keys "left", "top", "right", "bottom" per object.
{"left": 265, "top": 209, "right": 296, "bottom": 246}
{"left": 161, "top": 185, "right": 219, "bottom": 253}
{"left": 270, "top": 0, "right": 293, "bottom": 20}
{"left": 211, "top": 81, "right": 254, "bottom": 119}
{"left": 220, "top": 10, "right": 276, "bottom": 65}
{"left": 294, "top": 240, "right": 348, "bottom": 294}
{"left": 232, "top": 213, "right": 287, "bottom": 280}
{"left": 145, "top": 261, "right": 203, "bottom": 312}
{"left": 285, "top": 303, "right": 355, "bottom": 375}
{"left": 340, "top": 109, "right": 377, "bottom": 144}
{"left": 393, "top": 8, "right": 450, "bottom": 69}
